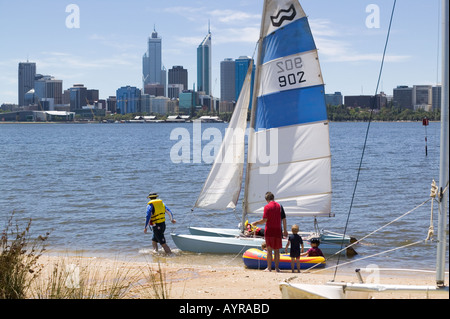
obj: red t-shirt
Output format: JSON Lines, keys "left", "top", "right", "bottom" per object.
{"left": 263, "top": 201, "right": 282, "bottom": 238}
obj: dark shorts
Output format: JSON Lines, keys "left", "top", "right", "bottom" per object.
{"left": 290, "top": 247, "right": 300, "bottom": 258}
{"left": 152, "top": 222, "right": 166, "bottom": 244}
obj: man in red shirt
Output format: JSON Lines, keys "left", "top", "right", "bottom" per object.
{"left": 252, "top": 192, "right": 284, "bottom": 272}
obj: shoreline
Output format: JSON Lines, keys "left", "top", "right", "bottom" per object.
{"left": 36, "top": 253, "right": 449, "bottom": 300}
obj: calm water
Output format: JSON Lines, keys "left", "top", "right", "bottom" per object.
{"left": 0, "top": 122, "right": 448, "bottom": 272}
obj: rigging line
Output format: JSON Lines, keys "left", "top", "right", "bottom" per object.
{"left": 313, "top": 239, "right": 425, "bottom": 276}
{"left": 303, "top": 198, "right": 431, "bottom": 273}
{"left": 329, "top": 198, "right": 432, "bottom": 260}
{"left": 333, "top": 0, "right": 398, "bottom": 281}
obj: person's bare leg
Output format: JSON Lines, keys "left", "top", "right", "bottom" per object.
{"left": 274, "top": 249, "right": 280, "bottom": 272}
{"left": 266, "top": 247, "right": 273, "bottom": 271}
{"left": 161, "top": 243, "right": 172, "bottom": 254}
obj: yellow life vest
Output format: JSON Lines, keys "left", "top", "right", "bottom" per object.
{"left": 148, "top": 199, "right": 166, "bottom": 224}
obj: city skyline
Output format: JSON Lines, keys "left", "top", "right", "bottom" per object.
{"left": 0, "top": 0, "right": 444, "bottom": 104}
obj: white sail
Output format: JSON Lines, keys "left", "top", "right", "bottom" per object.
{"left": 245, "top": 0, "right": 332, "bottom": 217}
{"left": 194, "top": 64, "right": 253, "bottom": 210}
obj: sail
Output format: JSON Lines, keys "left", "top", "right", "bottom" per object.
{"left": 195, "top": 64, "right": 253, "bottom": 210}
{"left": 245, "top": 0, "right": 332, "bottom": 217}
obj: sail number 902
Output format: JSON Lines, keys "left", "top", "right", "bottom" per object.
{"left": 276, "top": 57, "right": 306, "bottom": 88}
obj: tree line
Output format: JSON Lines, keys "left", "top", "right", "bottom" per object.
{"left": 326, "top": 105, "right": 441, "bottom": 122}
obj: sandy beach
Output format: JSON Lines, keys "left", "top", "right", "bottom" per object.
{"left": 35, "top": 254, "right": 448, "bottom": 300}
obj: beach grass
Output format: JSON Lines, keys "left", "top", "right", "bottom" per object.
{"left": 0, "top": 212, "right": 49, "bottom": 299}
{"left": 1, "top": 212, "right": 173, "bottom": 299}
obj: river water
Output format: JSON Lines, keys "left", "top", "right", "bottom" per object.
{"left": 0, "top": 121, "right": 448, "bottom": 273}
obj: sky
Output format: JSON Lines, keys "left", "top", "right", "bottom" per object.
{"left": 0, "top": 0, "right": 444, "bottom": 105}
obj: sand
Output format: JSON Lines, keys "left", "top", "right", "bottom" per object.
{"left": 34, "top": 254, "right": 448, "bottom": 300}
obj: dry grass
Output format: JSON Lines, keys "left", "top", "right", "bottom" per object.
{"left": 1, "top": 212, "right": 172, "bottom": 299}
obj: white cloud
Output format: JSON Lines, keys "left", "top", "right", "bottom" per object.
{"left": 208, "top": 9, "right": 260, "bottom": 24}
{"left": 310, "top": 18, "right": 411, "bottom": 63}
{"left": 214, "top": 27, "right": 259, "bottom": 45}
{"left": 162, "top": 6, "right": 206, "bottom": 22}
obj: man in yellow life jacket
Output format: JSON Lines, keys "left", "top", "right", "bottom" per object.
{"left": 144, "top": 193, "right": 176, "bottom": 254}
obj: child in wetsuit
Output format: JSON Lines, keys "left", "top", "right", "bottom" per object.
{"left": 285, "top": 225, "right": 304, "bottom": 273}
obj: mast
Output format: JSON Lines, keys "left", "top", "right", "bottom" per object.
{"left": 436, "top": 0, "right": 449, "bottom": 287}
{"left": 241, "top": 0, "right": 268, "bottom": 231}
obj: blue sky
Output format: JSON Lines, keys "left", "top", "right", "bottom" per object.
{"left": 0, "top": 0, "right": 443, "bottom": 105}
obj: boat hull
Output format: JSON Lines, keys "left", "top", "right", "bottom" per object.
{"left": 171, "top": 233, "right": 346, "bottom": 255}
{"left": 171, "top": 233, "right": 264, "bottom": 254}
{"left": 243, "top": 248, "right": 325, "bottom": 270}
{"left": 279, "top": 282, "right": 449, "bottom": 299}
{"left": 188, "top": 226, "right": 354, "bottom": 245}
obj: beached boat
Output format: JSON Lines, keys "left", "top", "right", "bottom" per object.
{"left": 171, "top": 0, "right": 355, "bottom": 255}
{"left": 243, "top": 248, "right": 325, "bottom": 270}
{"left": 188, "top": 226, "right": 354, "bottom": 246}
{"left": 280, "top": 0, "right": 449, "bottom": 299}
{"left": 172, "top": 233, "right": 347, "bottom": 256}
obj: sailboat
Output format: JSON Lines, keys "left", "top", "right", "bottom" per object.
{"left": 171, "top": 0, "right": 353, "bottom": 256}
{"left": 280, "top": 0, "right": 449, "bottom": 299}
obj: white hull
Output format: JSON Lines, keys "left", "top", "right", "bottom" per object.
{"left": 280, "top": 282, "right": 449, "bottom": 299}
{"left": 188, "top": 226, "right": 354, "bottom": 245}
{"left": 171, "top": 233, "right": 348, "bottom": 256}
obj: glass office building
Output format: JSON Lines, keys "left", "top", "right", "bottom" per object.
{"left": 18, "top": 61, "right": 36, "bottom": 106}
{"left": 197, "top": 30, "right": 212, "bottom": 95}
{"left": 143, "top": 28, "right": 162, "bottom": 86}
{"left": 116, "top": 86, "right": 141, "bottom": 114}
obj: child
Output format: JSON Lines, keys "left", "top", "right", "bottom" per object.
{"left": 244, "top": 220, "right": 264, "bottom": 237}
{"left": 301, "top": 238, "right": 324, "bottom": 257}
{"left": 285, "top": 225, "right": 304, "bottom": 273}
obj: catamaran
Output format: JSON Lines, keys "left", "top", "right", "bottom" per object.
{"left": 171, "top": 0, "right": 354, "bottom": 256}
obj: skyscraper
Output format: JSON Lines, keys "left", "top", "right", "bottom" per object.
{"left": 18, "top": 61, "right": 36, "bottom": 106}
{"left": 220, "top": 58, "right": 235, "bottom": 102}
{"left": 116, "top": 86, "right": 141, "bottom": 114}
{"left": 69, "top": 84, "right": 87, "bottom": 111}
{"left": 235, "top": 56, "right": 253, "bottom": 101}
{"left": 169, "top": 66, "right": 188, "bottom": 90}
{"left": 143, "top": 27, "right": 162, "bottom": 87}
{"left": 34, "top": 74, "right": 63, "bottom": 105}
{"left": 197, "top": 26, "right": 212, "bottom": 96}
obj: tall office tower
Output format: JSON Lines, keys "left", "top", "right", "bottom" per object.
{"left": 197, "top": 26, "right": 212, "bottom": 95}
{"left": 220, "top": 58, "right": 235, "bottom": 102}
{"left": 169, "top": 66, "right": 188, "bottom": 90}
{"left": 116, "top": 86, "right": 141, "bottom": 114}
{"left": 432, "top": 85, "right": 442, "bottom": 110}
{"left": 69, "top": 84, "right": 87, "bottom": 111}
{"left": 235, "top": 56, "right": 253, "bottom": 101}
{"left": 34, "top": 75, "right": 63, "bottom": 105}
{"left": 86, "top": 89, "right": 99, "bottom": 105}
{"left": 143, "top": 27, "right": 162, "bottom": 87}
{"left": 393, "top": 86, "right": 413, "bottom": 109}
{"left": 18, "top": 61, "right": 36, "bottom": 106}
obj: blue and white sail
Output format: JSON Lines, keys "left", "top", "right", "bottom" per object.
{"left": 245, "top": 0, "right": 332, "bottom": 217}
